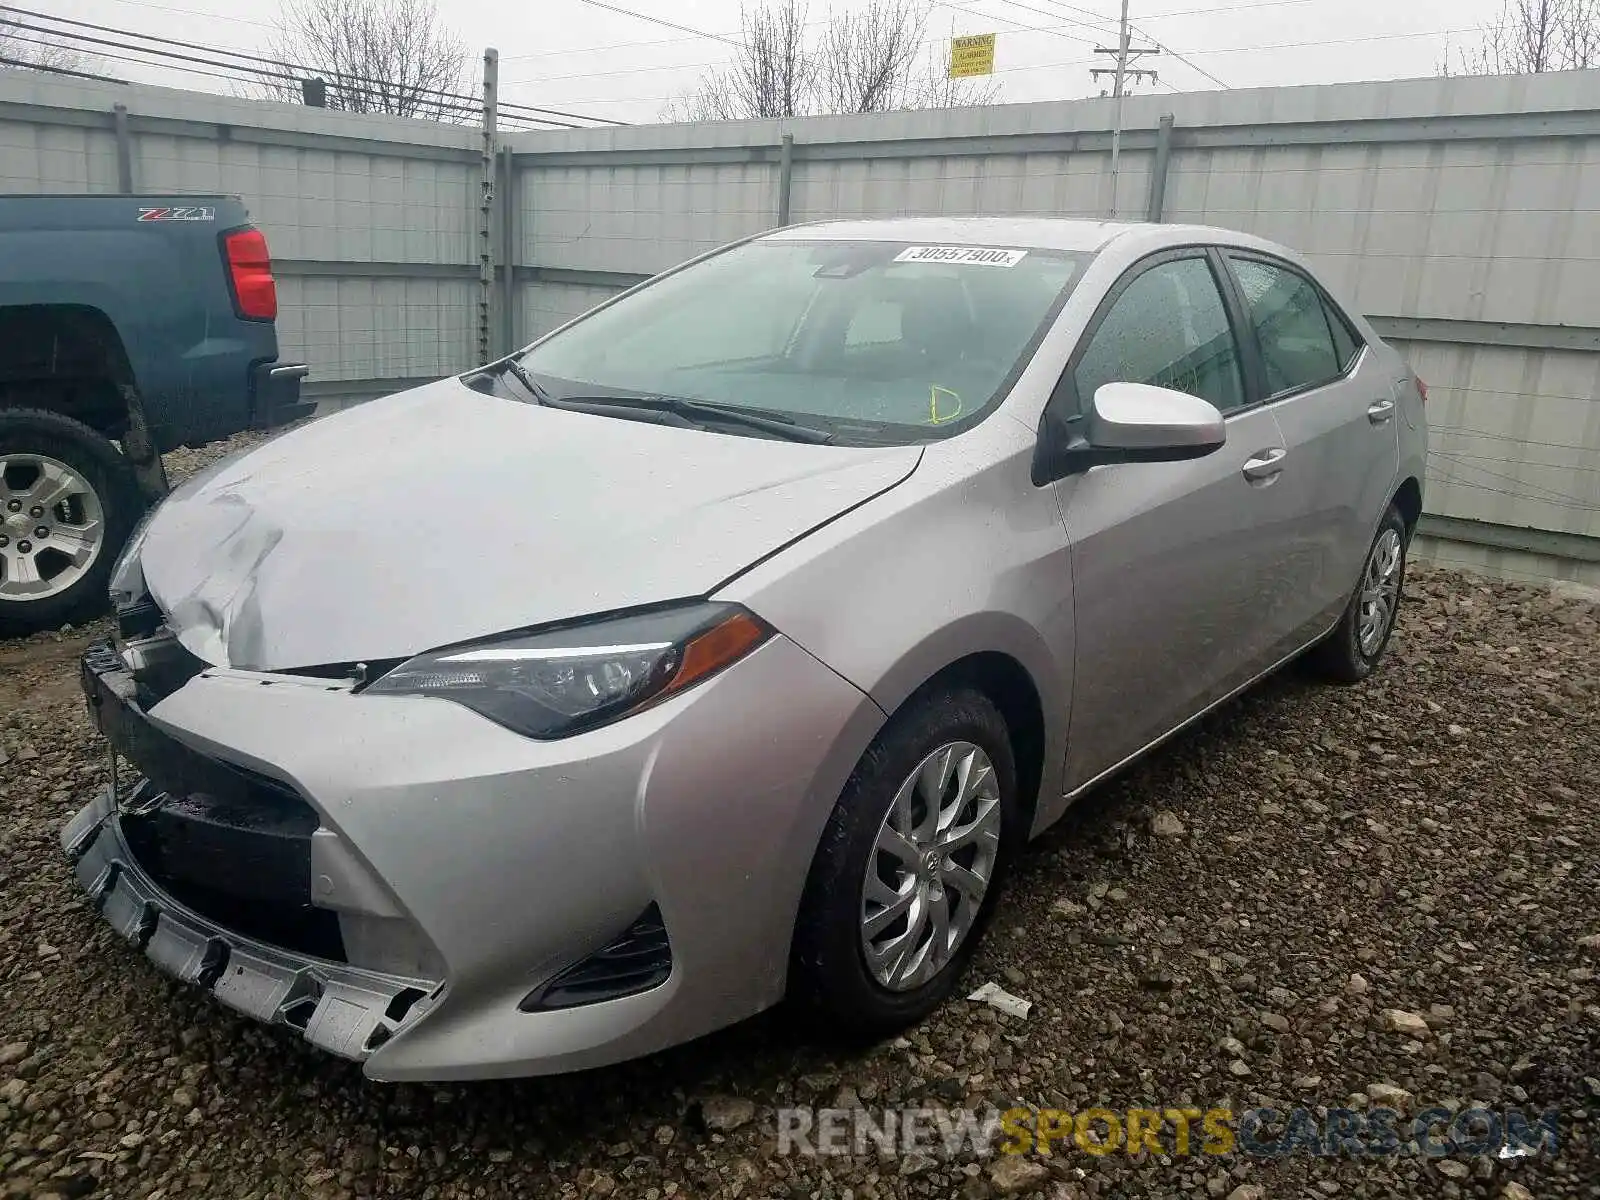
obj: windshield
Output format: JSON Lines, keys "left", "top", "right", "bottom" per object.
{"left": 515, "top": 239, "right": 1088, "bottom": 444}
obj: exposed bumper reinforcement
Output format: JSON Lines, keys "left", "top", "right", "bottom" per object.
{"left": 63, "top": 789, "right": 440, "bottom": 1062}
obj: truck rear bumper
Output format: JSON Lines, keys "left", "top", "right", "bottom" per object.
{"left": 251, "top": 360, "right": 313, "bottom": 430}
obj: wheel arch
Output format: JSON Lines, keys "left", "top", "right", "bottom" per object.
{"left": 891, "top": 651, "right": 1049, "bottom": 838}
{"left": 856, "top": 609, "right": 1068, "bottom": 840}
{"left": 0, "top": 303, "right": 138, "bottom": 437}
{"left": 1392, "top": 475, "right": 1423, "bottom": 538}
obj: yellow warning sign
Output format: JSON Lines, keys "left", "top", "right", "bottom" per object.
{"left": 949, "top": 33, "right": 996, "bottom": 78}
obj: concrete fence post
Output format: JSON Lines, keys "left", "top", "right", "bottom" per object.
{"left": 777, "top": 132, "right": 795, "bottom": 226}
{"left": 112, "top": 103, "right": 134, "bottom": 193}
{"left": 1145, "top": 113, "right": 1175, "bottom": 222}
{"left": 499, "top": 144, "right": 517, "bottom": 357}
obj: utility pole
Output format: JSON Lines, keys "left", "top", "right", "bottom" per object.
{"left": 1093, "top": 0, "right": 1158, "bottom": 219}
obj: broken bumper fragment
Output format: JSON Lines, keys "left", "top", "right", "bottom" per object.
{"left": 64, "top": 789, "right": 438, "bottom": 1060}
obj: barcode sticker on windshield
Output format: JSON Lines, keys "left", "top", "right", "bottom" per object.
{"left": 894, "top": 245, "right": 1028, "bottom": 267}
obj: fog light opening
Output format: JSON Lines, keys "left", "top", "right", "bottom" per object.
{"left": 520, "top": 903, "right": 673, "bottom": 1013}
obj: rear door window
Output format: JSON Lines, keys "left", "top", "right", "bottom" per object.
{"left": 1228, "top": 256, "right": 1355, "bottom": 396}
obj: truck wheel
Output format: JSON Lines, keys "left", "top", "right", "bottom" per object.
{"left": 0, "top": 407, "right": 144, "bottom": 636}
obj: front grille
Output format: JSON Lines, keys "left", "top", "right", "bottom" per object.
{"left": 85, "top": 635, "right": 344, "bottom": 963}
{"left": 520, "top": 904, "right": 672, "bottom": 1011}
{"left": 117, "top": 772, "right": 345, "bottom": 963}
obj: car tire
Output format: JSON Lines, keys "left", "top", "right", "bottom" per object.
{"left": 1307, "top": 503, "right": 1409, "bottom": 684}
{"left": 0, "top": 407, "right": 144, "bottom": 637}
{"left": 790, "top": 685, "right": 1022, "bottom": 1039}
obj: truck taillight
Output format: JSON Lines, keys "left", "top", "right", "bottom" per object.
{"left": 223, "top": 228, "right": 277, "bottom": 321}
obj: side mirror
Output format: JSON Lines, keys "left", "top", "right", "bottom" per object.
{"left": 1085, "top": 382, "right": 1226, "bottom": 459}
{"left": 1033, "top": 381, "right": 1225, "bottom": 483}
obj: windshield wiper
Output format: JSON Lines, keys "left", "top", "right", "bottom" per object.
{"left": 535, "top": 391, "right": 836, "bottom": 444}
{"left": 487, "top": 355, "right": 553, "bottom": 403}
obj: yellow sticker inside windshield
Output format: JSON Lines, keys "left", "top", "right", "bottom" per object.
{"left": 929, "top": 385, "right": 964, "bottom": 424}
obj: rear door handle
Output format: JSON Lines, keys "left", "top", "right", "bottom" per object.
{"left": 1367, "top": 399, "right": 1396, "bottom": 424}
{"left": 1241, "top": 447, "right": 1287, "bottom": 482}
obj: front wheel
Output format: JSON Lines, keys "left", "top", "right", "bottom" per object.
{"left": 790, "top": 686, "right": 1021, "bottom": 1038}
{"left": 1307, "top": 503, "right": 1408, "bottom": 683}
{"left": 0, "top": 408, "right": 143, "bottom": 636}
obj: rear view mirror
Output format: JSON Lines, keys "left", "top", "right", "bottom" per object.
{"left": 1032, "top": 381, "right": 1226, "bottom": 484}
{"left": 1086, "top": 382, "right": 1226, "bottom": 458}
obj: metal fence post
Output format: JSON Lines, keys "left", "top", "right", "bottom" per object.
{"left": 112, "top": 103, "right": 134, "bottom": 193}
{"left": 1145, "top": 113, "right": 1174, "bottom": 223}
{"left": 776, "top": 132, "right": 794, "bottom": 226}
{"left": 499, "top": 144, "right": 517, "bottom": 357}
{"left": 477, "top": 48, "right": 499, "bottom": 366}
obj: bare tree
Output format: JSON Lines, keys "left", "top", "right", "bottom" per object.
{"left": 0, "top": 20, "right": 107, "bottom": 76}
{"left": 246, "top": 0, "right": 471, "bottom": 121}
{"left": 1448, "top": 0, "right": 1600, "bottom": 73}
{"left": 663, "top": 0, "right": 997, "bottom": 122}
{"left": 666, "top": 0, "right": 814, "bottom": 121}
{"left": 815, "top": 0, "right": 926, "bottom": 113}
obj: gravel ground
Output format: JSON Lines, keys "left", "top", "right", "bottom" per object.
{"left": 1, "top": 444, "right": 1596, "bottom": 1199}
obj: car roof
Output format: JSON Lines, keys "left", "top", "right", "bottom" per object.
{"left": 759, "top": 216, "right": 1288, "bottom": 258}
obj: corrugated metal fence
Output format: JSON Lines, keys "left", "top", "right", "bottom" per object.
{"left": 2, "top": 68, "right": 1598, "bottom": 583}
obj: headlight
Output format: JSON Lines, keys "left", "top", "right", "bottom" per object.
{"left": 364, "top": 601, "right": 773, "bottom": 739}
{"left": 108, "top": 500, "right": 163, "bottom": 606}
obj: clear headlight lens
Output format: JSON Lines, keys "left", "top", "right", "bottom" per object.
{"left": 365, "top": 601, "right": 773, "bottom": 739}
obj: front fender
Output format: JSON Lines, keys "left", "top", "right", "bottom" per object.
{"left": 717, "top": 421, "right": 1075, "bottom": 835}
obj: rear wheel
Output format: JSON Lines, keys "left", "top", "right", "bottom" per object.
{"left": 0, "top": 407, "right": 142, "bottom": 636}
{"left": 1307, "top": 504, "right": 1408, "bottom": 683}
{"left": 790, "top": 687, "right": 1021, "bottom": 1037}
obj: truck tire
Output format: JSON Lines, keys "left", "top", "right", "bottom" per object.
{"left": 0, "top": 407, "right": 144, "bottom": 636}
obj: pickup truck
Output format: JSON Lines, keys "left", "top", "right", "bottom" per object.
{"left": 0, "top": 194, "right": 310, "bottom": 635}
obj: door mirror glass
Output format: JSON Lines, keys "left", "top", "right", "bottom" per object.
{"left": 1086, "top": 381, "right": 1226, "bottom": 457}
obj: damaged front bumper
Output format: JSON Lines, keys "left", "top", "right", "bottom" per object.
{"left": 63, "top": 790, "right": 438, "bottom": 1060}
{"left": 60, "top": 620, "right": 884, "bottom": 1080}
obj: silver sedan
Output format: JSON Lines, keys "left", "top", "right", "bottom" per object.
{"left": 63, "top": 217, "right": 1428, "bottom": 1080}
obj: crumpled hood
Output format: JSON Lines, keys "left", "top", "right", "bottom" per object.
{"left": 140, "top": 378, "right": 921, "bottom": 671}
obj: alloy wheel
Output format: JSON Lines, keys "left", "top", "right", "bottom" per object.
{"left": 1357, "top": 526, "right": 1404, "bottom": 656}
{"left": 0, "top": 453, "right": 107, "bottom": 602}
{"left": 859, "top": 741, "right": 1003, "bottom": 992}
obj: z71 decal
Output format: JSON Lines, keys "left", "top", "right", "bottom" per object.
{"left": 137, "top": 206, "right": 216, "bottom": 222}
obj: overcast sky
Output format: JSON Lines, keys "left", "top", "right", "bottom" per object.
{"left": 59, "top": 0, "right": 1509, "bottom": 126}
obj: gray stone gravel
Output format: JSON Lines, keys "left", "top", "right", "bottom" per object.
{"left": 1, "top": 491, "right": 1597, "bottom": 1198}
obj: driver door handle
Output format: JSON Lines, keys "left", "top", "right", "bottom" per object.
{"left": 1367, "top": 398, "right": 1396, "bottom": 424}
{"left": 1241, "top": 447, "right": 1287, "bottom": 482}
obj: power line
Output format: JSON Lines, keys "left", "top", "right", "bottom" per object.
{"left": 964, "top": 0, "right": 1107, "bottom": 44}
{"left": 519, "top": 0, "right": 1322, "bottom": 64}
{"left": 569, "top": 0, "right": 744, "bottom": 49}
{"left": 0, "top": 30, "right": 576, "bottom": 129}
{"left": 1146, "top": 39, "right": 1228, "bottom": 87}
{"left": 1019, "top": 0, "right": 1126, "bottom": 33}
{"left": 0, "top": 30, "right": 527, "bottom": 124}
{"left": 1166, "top": 24, "right": 1477, "bottom": 59}
{"left": 77, "top": 0, "right": 279, "bottom": 32}
{"left": 958, "top": 0, "right": 1230, "bottom": 90}
{"left": 0, "top": 5, "right": 625, "bottom": 127}
{"left": 0, "top": 53, "right": 126, "bottom": 84}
